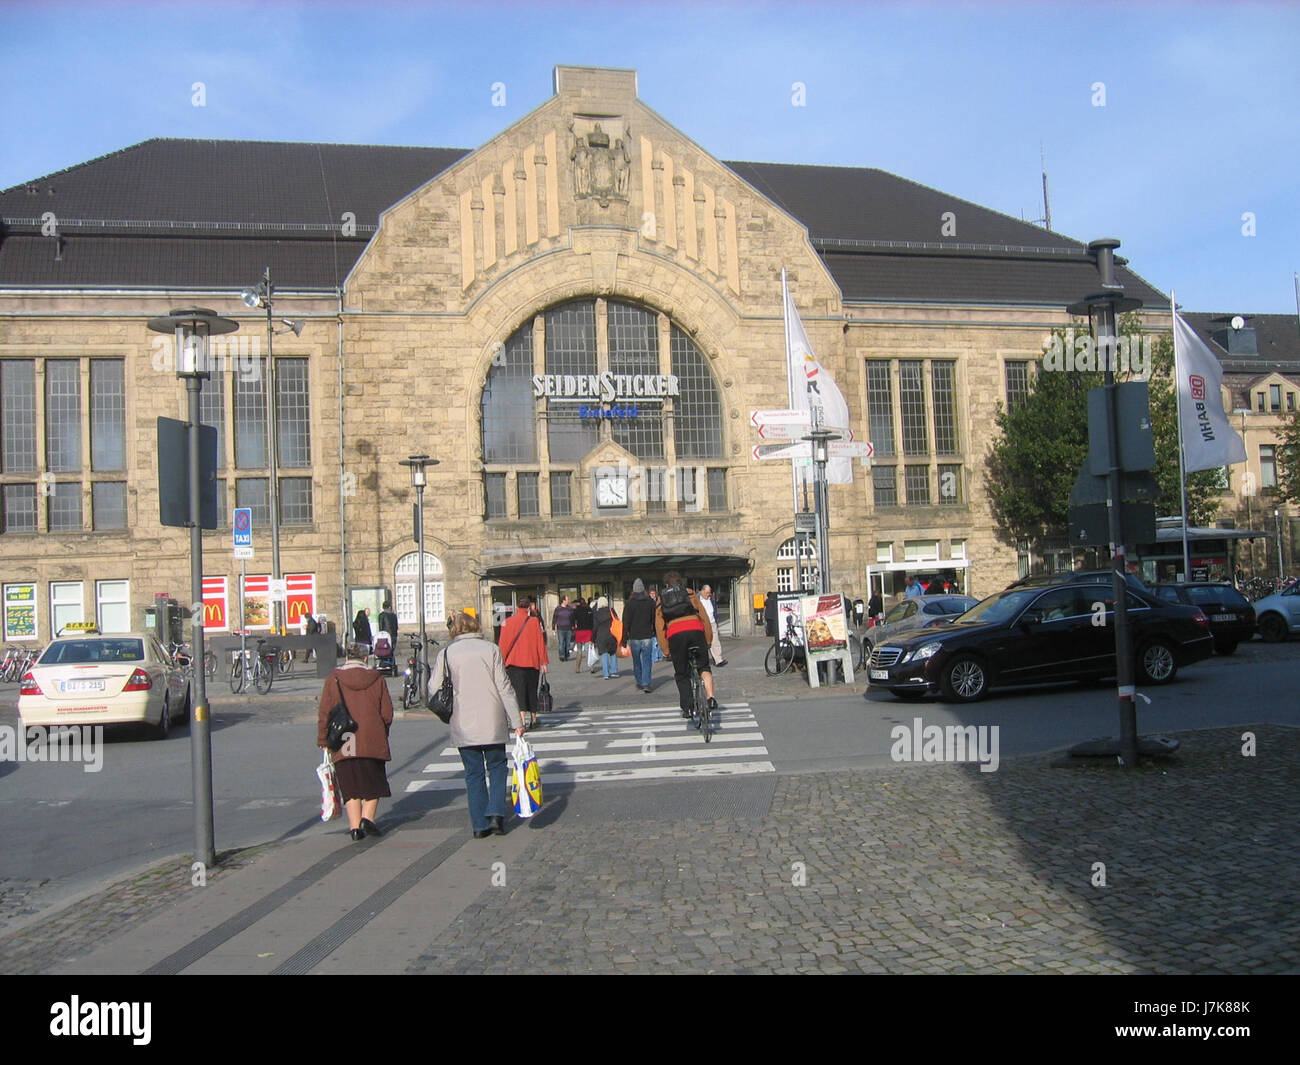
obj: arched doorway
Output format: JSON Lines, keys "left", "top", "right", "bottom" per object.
{"left": 394, "top": 551, "right": 445, "bottom": 631}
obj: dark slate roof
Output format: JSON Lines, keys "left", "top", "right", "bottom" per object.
{"left": 1182, "top": 312, "right": 1300, "bottom": 391}
{"left": 0, "top": 138, "right": 1165, "bottom": 306}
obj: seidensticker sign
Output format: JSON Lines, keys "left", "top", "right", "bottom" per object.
{"left": 532, "top": 373, "right": 680, "bottom": 401}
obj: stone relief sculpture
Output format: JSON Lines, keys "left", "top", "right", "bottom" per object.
{"left": 570, "top": 120, "right": 632, "bottom": 206}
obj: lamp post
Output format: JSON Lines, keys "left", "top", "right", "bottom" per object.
{"left": 146, "top": 307, "right": 238, "bottom": 868}
{"left": 240, "top": 269, "right": 302, "bottom": 634}
{"left": 1276, "top": 507, "right": 1285, "bottom": 579}
{"left": 1068, "top": 238, "right": 1142, "bottom": 768}
{"left": 399, "top": 455, "right": 438, "bottom": 687}
{"left": 802, "top": 416, "right": 840, "bottom": 595}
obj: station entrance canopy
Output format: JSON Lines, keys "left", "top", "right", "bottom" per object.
{"left": 482, "top": 553, "right": 751, "bottom": 583}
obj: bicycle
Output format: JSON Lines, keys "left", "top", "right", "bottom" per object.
{"left": 170, "top": 641, "right": 218, "bottom": 680}
{"left": 401, "top": 635, "right": 440, "bottom": 710}
{"left": 764, "top": 614, "right": 805, "bottom": 676}
{"left": 229, "top": 639, "right": 277, "bottom": 694}
{"left": 686, "top": 644, "right": 713, "bottom": 743}
{"left": 277, "top": 647, "right": 295, "bottom": 675}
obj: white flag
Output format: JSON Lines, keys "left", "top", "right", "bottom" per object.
{"left": 1173, "top": 310, "right": 1246, "bottom": 473}
{"left": 783, "top": 270, "right": 853, "bottom": 484}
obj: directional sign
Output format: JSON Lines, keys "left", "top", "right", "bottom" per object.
{"left": 827, "top": 440, "right": 873, "bottom": 458}
{"left": 753, "top": 441, "right": 811, "bottom": 461}
{"left": 756, "top": 423, "right": 858, "bottom": 442}
{"left": 750, "top": 409, "right": 811, "bottom": 430}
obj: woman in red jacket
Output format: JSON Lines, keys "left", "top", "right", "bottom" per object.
{"left": 316, "top": 642, "right": 395, "bottom": 841}
{"left": 498, "top": 597, "right": 549, "bottom": 730}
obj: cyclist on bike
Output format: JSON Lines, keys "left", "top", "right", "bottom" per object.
{"left": 654, "top": 571, "right": 717, "bottom": 718}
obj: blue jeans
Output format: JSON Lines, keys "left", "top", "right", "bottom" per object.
{"left": 601, "top": 651, "right": 620, "bottom": 677}
{"left": 460, "top": 745, "right": 508, "bottom": 832}
{"left": 630, "top": 638, "right": 655, "bottom": 688}
{"left": 558, "top": 628, "right": 573, "bottom": 660}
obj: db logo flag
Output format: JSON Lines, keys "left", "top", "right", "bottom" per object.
{"left": 1173, "top": 311, "right": 1246, "bottom": 473}
{"left": 1188, "top": 374, "right": 1206, "bottom": 401}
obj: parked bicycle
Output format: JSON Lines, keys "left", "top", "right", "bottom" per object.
{"left": 229, "top": 638, "right": 279, "bottom": 695}
{"left": 1, "top": 644, "right": 40, "bottom": 682}
{"left": 169, "top": 640, "right": 217, "bottom": 680}
{"left": 764, "top": 614, "right": 806, "bottom": 676}
{"left": 401, "top": 634, "right": 441, "bottom": 710}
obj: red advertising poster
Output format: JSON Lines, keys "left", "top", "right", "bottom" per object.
{"left": 799, "top": 594, "right": 849, "bottom": 653}
{"left": 285, "top": 573, "right": 316, "bottom": 628}
{"left": 201, "top": 575, "right": 227, "bottom": 631}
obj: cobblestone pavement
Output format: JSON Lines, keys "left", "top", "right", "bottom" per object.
{"left": 1, "top": 724, "right": 1296, "bottom": 975}
{"left": 409, "top": 724, "right": 1299, "bottom": 974}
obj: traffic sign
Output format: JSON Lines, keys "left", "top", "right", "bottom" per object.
{"left": 753, "top": 441, "right": 811, "bottom": 461}
{"left": 750, "top": 409, "right": 811, "bottom": 430}
{"left": 234, "top": 546, "right": 254, "bottom": 560}
{"left": 827, "top": 440, "right": 873, "bottom": 458}
{"left": 233, "top": 507, "right": 253, "bottom": 548}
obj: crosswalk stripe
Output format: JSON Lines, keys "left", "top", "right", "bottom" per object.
{"left": 417, "top": 745, "right": 769, "bottom": 774}
{"left": 406, "top": 760, "right": 777, "bottom": 790}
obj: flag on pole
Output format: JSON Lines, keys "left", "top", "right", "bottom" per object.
{"left": 1172, "top": 310, "right": 1247, "bottom": 473}
{"left": 782, "top": 269, "right": 853, "bottom": 484}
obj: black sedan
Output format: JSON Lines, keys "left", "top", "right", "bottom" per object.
{"left": 866, "top": 580, "right": 1215, "bottom": 702}
{"left": 1150, "top": 583, "right": 1255, "bottom": 654}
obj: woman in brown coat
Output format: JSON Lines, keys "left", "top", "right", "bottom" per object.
{"left": 317, "top": 642, "right": 395, "bottom": 841}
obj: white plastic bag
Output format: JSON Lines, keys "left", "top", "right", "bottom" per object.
{"left": 317, "top": 749, "right": 342, "bottom": 822}
{"left": 586, "top": 643, "right": 598, "bottom": 669}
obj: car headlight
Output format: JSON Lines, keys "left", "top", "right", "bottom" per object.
{"left": 902, "top": 641, "right": 943, "bottom": 664}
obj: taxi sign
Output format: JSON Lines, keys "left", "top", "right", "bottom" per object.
{"left": 58, "top": 621, "right": 100, "bottom": 634}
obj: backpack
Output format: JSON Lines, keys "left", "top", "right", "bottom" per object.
{"left": 658, "top": 585, "right": 695, "bottom": 622}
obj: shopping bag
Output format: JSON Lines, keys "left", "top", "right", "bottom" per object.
{"left": 537, "top": 675, "right": 554, "bottom": 714}
{"left": 586, "top": 643, "right": 598, "bottom": 669}
{"left": 508, "top": 734, "right": 543, "bottom": 818}
{"left": 317, "top": 750, "right": 342, "bottom": 822}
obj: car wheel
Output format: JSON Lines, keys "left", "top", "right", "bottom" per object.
{"left": 153, "top": 696, "right": 171, "bottom": 740}
{"left": 1137, "top": 639, "right": 1178, "bottom": 685}
{"left": 859, "top": 641, "right": 873, "bottom": 670}
{"left": 940, "top": 655, "right": 989, "bottom": 702}
{"left": 179, "top": 682, "right": 192, "bottom": 721}
{"left": 891, "top": 688, "right": 925, "bottom": 701}
{"left": 1215, "top": 640, "right": 1239, "bottom": 656}
{"left": 1259, "top": 614, "right": 1287, "bottom": 643}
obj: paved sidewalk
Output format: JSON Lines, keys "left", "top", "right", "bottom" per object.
{"left": 2, "top": 723, "right": 1295, "bottom": 975}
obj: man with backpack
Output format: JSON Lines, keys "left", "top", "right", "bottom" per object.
{"left": 654, "top": 571, "right": 717, "bottom": 718}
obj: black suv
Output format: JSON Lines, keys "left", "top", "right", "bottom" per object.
{"left": 866, "top": 578, "right": 1215, "bottom": 702}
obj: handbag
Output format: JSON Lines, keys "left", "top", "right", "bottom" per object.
{"left": 324, "top": 679, "right": 358, "bottom": 751}
{"left": 427, "top": 647, "right": 454, "bottom": 724}
{"left": 316, "top": 750, "right": 342, "bottom": 822}
{"left": 508, "top": 734, "right": 543, "bottom": 818}
{"left": 610, "top": 611, "right": 632, "bottom": 658}
{"left": 537, "top": 675, "right": 553, "bottom": 714}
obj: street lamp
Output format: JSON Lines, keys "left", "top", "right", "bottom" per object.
{"left": 146, "top": 307, "right": 238, "bottom": 868}
{"left": 801, "top": 421, "right": 840, "bottom": 594}
{"left": 1067, "top": 238, "right": 1143, "bottom": 768}
{"left": 399, "top": 455, "right": 439, "bottom": 689}
{"left": 240, "top": 268, "right": 302, "bottom": 634}
{"left": 1276, "top": 507, "right": 1284, "bottom": 579}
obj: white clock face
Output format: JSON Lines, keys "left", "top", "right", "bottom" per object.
{"left": 596, "top": 475, "right": 628, "bottom": 507}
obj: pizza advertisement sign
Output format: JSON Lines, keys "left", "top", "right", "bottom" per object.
{"left": 799, "top": 594, "right": 849, "bottom": 655}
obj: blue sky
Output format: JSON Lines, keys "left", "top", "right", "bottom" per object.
{"left": 2, "top": 0, "right": 1297, "bottom": 313}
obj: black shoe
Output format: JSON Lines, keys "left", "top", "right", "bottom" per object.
{"left": 350, "top": 828, "right": 366, "bottom": 842}
{"left": 681, "top": 706, "right": 692, "bottom": 718}
{"left": 473, "top": 827, "right": 494, "bottom": 839}
{"left": 361, "top": 818, "right": 383, "bottom": 837}
{"left": 707, "top": 697, "right": 718, "bottom": 710}
{"left": 490, "top": 815, "right": 505, "bottom": 835}
{"left": 714, "top": 659, "right": 728, "bottom": 667}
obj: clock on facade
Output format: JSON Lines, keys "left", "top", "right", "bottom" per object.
{"left": 595, "top": 472, "right": 629, "bottom": 508}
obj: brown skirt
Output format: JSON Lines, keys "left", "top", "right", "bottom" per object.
{"left": 334, "top": 757, "right": 391, "bottom": 801}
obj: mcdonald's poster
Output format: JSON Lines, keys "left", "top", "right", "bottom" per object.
{"left": 285, "top": 573, "right": 316, "bottom": 626}
{"left": 242, "top": 575, "right": 270, "bottom": 630}
{"left": 202, "top": 575, "right": 227, "bottom": 632}
{"left": 3, "top": 583, "right": 37, "bottom": 640}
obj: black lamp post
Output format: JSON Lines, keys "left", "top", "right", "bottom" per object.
{"left": 146, "top": 307, "right": 238, "bottom": 867}
{"left": 399, "top": 455, "right": 438, "bottom": 686}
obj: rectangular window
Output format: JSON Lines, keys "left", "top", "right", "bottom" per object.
{"left": 92, "top": 481, "right": 127, "bottom": 529}
{"left": 215, "top": 477, "right": 227, "bottom": 529}
{"left": 899, "top": 360, "right": 928, "bottom": 456}
{"left": 484, "top": 329, "right": 537, "bottom": 464}
{"left": 48, "top": 481, "right": 82, "bottom": 531}
{"left": 904, "top": 540, "right": 940, "bottom": 563}
{"left": 707, "top": 468, "right": 727, "bottom": 511}
{"left": 938, "top": 464, "right": 962, "bottom": 505}
{"left": 677, "top": 466, "right": 703, "bottom": 512}
{"left": 90, "top": 359, "right": 125, "bottom": 471}
{"left": 1289, "top": 392, "right": 1296, "bottom": 412}
{"left": 517, "top": 473, "right": 539, "bottom": 518}
{"left": 276, "top": 358, "right": 311, "bottom": 467}
{"left": 646, "top": 467, "right": 666, "bottom": 514}
{"left": 905, "top": 465, "right": 930, "bottom": 505}
{"left": 50, "top": 581, "right": 84, "bottom": 636}
{"left": 233, "top": 363, "right": 267, "bottom": 468}
{"left": 484, "top": 473, "right": 507, "bottom": 519}
{"left": 236, "top": 477, "right": 270, "bottom": 526}
{"left": 1257, "top": 392, "right": 1265, "bottom": 413}
{"left": 1, "top": 360, "right": 37, "bottom": 472}
{"left": 876, "top": 542, "right": 893, "bottom": 564}
{"left": 200, "top": 369, "right": 225, "bottom": 470}
{"left": 1005, "top": 361, "right": 1030, "bottom": 411}
{"left": 546, "top": 304, "right": 598, "bottom": 462}
{"left": 279, "top": 477, "right": 313, "bottom": 525}
{"left": 951, "top": 539, "right": 967, "bottom": 560}
{"left": 2, "top": 483, "right": 37, "bottom": 533}
{"left": 96, "top": 579, "right": 130, "bottom": 634}
{"left": 873, "top": 465, "right": 897, "bottom": 507}
{"left": 865, "top": 360, "right": 896, "bottom": 458}
{"left": 931, "top": 361, "right": 958, "bottom": 455}
{"left": 45, "top": 360, "right": 81, "bottom": 473}
{"left": 1270, "top": 384, "right": 1282, "bottom": 412}
{"left": 1260, "top": 445, "right": 1277, "bottom": 488}
{"left": 549, "top": 472, "right": 571, "bottom": 517}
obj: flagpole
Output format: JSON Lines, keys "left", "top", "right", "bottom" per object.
{"left": 783, "top": 268, "right": 803, "bottom": 591}
{"left": 1171, "top": 292, "right": 1192, "bottom": 581}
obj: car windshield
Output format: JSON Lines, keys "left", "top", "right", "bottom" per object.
{"left": 1185, "top": 585, "right": 1247, "bottom": 607}
{"left": 952, "top": 590, "right": 1038, "bottom": 626}
{"left": 40, "top": 639, "right": 145, "bottom": 664}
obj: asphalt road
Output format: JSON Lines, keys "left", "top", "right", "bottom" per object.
{"left": 1, "top": 639, "right": 1295, "bottom": 924}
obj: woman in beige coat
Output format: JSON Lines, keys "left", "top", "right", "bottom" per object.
{"left": 429, "top": 612, "right": 526, "bottom": 838}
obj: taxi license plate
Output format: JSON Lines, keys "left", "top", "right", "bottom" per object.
{"left": 61, "top": 679, "right": 105, "bottom": 693}
{"left": 1211, "top": 614, "right": 1236, "bottom": 622}
{"left": 870, "top": 669, "right": 890, "bottom": 681}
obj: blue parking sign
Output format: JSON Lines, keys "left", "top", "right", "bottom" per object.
{"left": 233, "top": 507, "right": 253, "bottom": 549}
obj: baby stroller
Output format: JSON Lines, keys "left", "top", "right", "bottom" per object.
{"left": 373, "top": 633, "right": 396, "bottom": 676}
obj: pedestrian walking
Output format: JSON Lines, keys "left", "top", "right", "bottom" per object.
{"left": 648, "top": 588, "right": 664, "bottom": 661}
{"left": 867, "top": 591, "right": 884, "bottom": 627}
{"left": 621, "top": 578, "right": 658, "bottom": 691}
{"left": 430, "top": 612, "right": 525, "bottom": 839}
{"left": 552, "top": 595, "right": 575, "bottom": 661}
{"left": 316, "top": 642, "right": 393, "bottom": 841}
{"left": 699, "top": 584, "right": 727, "bottom": 666}
{"left": 352, "top": 608, "right": 373, "bottom": 655}
{"left": 499, "top": 597, "right": 548, "bottom": 729}
{"left": 592, "top": 596, "right": 620, "bottom": 677}
{"left": 571, "top": 596, "right": 594, "bottom": 673}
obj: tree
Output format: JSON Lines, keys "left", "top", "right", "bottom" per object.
{"left": 1277, "top": 403, "right": 1300, "bottom": 505}
{"left": 984, "top": 313, "right": 1221, "bottom": 549}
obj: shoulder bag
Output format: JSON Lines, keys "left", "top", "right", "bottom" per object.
{"left": 428, "top": 646, "right": 455, "bottom": 724}
{"left": 325, "top": 676, "right": 358, "bottom": 751}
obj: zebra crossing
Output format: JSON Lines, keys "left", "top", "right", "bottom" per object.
{"left": 404, "top": 700, "right": 774, "bottom": 791}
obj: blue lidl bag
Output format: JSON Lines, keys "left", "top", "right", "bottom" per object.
{"left": 508, "top": 735, "right": 543, "bottom": 818}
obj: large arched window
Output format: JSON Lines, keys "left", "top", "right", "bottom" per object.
{"left": 480, "top": 298, "right": 726, "bottom": 519}
{"left": 394, "top": 551, "right": 444, "bottom": 627}
{"left": 776, "top": 537, "right": 818, "bottom": 592}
